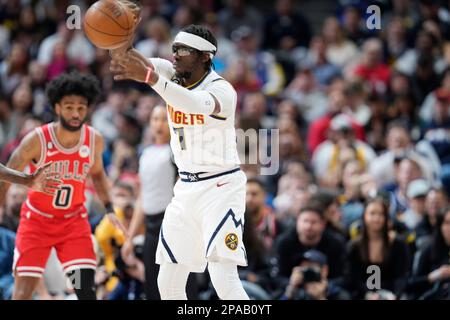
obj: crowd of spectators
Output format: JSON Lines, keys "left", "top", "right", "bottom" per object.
{"left": 1, "top": 0, "right": 450, "bottom": 300}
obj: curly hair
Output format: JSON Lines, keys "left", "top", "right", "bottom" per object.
{"left": 181, "top": 24, "right": 218, "bottom": 71}
{"left": 45, "top": 72, "right": 101, "bottom": 108}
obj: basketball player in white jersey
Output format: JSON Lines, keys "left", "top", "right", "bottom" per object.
{"left": 110, "top": 25, "right": 249, "bottom": 300}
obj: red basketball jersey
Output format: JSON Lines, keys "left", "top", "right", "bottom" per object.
{"left": 26, "top": 122, "right": 95, "bottom": 217}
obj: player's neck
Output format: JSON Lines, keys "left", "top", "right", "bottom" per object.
{"left": 184, "top": 69, "right": 209, "bottom": 88}
{"left": 53, "top": 122, "right": 83, "bottom": 149}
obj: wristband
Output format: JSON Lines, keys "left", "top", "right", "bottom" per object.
{"left": 145, "top": 67, "right": 152, "bottom": 84}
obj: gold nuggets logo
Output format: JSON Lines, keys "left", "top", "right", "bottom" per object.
{"left": 225, "top": 233, "right": 238, "bottom": 251}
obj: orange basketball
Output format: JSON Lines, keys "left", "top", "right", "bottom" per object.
{"left": 83, "top": 0, "right": 134, "bottom": 50}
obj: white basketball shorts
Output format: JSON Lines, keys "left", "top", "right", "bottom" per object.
{"left": 155, "top": 168, "right": 248, "bottom": 272}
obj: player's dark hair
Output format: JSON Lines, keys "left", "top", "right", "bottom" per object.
{"left": 247, "top": 177, "right": 266, "bottom": 191}
{"left": 182, "top": 24, "right": 217, "bottom": 71}
{"left": 46, "top": 71, "right": 101, "bottom": 108}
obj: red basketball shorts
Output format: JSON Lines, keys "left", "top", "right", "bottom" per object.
{"left": 13, "top": 201, "right": 97, "bottom": 278}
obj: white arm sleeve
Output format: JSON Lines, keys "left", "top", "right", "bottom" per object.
{"left": 206, "top": 79, "right": 236, "bottom": 118}
{"left": 151, "top": 75, "right": 216, "bottom": 115}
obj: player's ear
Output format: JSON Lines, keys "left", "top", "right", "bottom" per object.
{"left": 200, "top": 52, "right": 209, "bottom": 63}
{"left": 54, "top": 103, "right": 61, "bottom": 115}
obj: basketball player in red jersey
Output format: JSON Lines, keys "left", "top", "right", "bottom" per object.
{"left": 0, "top": 72, "right": 126, "bottom": 300}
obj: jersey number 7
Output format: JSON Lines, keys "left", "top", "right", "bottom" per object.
{"left": 173, "top": 127, "right": 186, "bottom": 150}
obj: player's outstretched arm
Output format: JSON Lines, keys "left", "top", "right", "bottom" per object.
{"left": 89, "top": 130, "right": 128, "bottom": 237}
{"left": 111, "top": 49, "right": 224, "bottom": 116}
{"left": 0, "top": 163, "right": 32, "bottom": 186}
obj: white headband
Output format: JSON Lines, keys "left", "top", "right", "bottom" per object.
{"left": 174, "top": 31, "right": 216, "bottom": 59}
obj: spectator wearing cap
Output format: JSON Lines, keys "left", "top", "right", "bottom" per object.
{"left": 276, "top": 205, "right": 347, "bottom": 283}
{"left": 282, "top": 249, "right": 348, "bottom": 300}
{"left": 311, "top": 113, "right": 376, "bottom": 188}
{"left": 402, "top": 179, "right": 431, "bottom": 230}
{"left": 344, "top": 196, "right": 410, "bottom": 299}
{"left": 421, "top": 88, "right": 450, "bottom": 195}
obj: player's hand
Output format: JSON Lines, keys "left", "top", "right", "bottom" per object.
{"left": 109, "top": 1, "right": 141, "bottom": 60}
{"left": 117, "top": 0, "right": 141, "bottom": 27}
{"left": 106, "top": 212, "right": 129, "bottom": 238}
{"left": 28, "top": 162, "right": 63, "bottom": 195}
{"left": 110, "top": 49, "right": 154, "bottom": 83}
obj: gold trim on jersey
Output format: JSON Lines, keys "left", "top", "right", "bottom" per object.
{"left": 184, "top": 70, "right": 211, "bottom": 90}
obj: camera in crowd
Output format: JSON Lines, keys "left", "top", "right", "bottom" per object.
{"left": 113, "top": 235, "right": 145, "bottom": 280}
{"left": 299, "top": 249, "right": 328, "bottom": 283}
{"left": 301, "top": 266, "right": 323, "bottom": 284}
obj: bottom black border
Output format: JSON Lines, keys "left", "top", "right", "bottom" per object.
{"left": 0, "top": 300, "right": 443, "bottom": 319}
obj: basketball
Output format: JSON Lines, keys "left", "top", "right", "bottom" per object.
{"left": 83, "top": 0, "right": 135, "bottom": 50}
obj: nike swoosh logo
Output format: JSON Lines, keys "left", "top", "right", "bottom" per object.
{"left": 217, "top": 182, "right": 229, "bottom": 187}
{"left": 47, "top": 150, "right": 59, "bottom": 157}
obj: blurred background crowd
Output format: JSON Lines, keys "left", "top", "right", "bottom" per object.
{"left": 1, "top": 0, "right": 450, "bottom": 300}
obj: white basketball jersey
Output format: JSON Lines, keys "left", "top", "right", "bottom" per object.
{"left": 150, "top": 58, "right": 241, "bottom": 173}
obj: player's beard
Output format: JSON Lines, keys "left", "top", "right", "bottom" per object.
{"left": 59, "top": 116, "right": 86, "bottom": 132}
{"left": 172, "top": 71, "right": 192, "bottom": 86}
